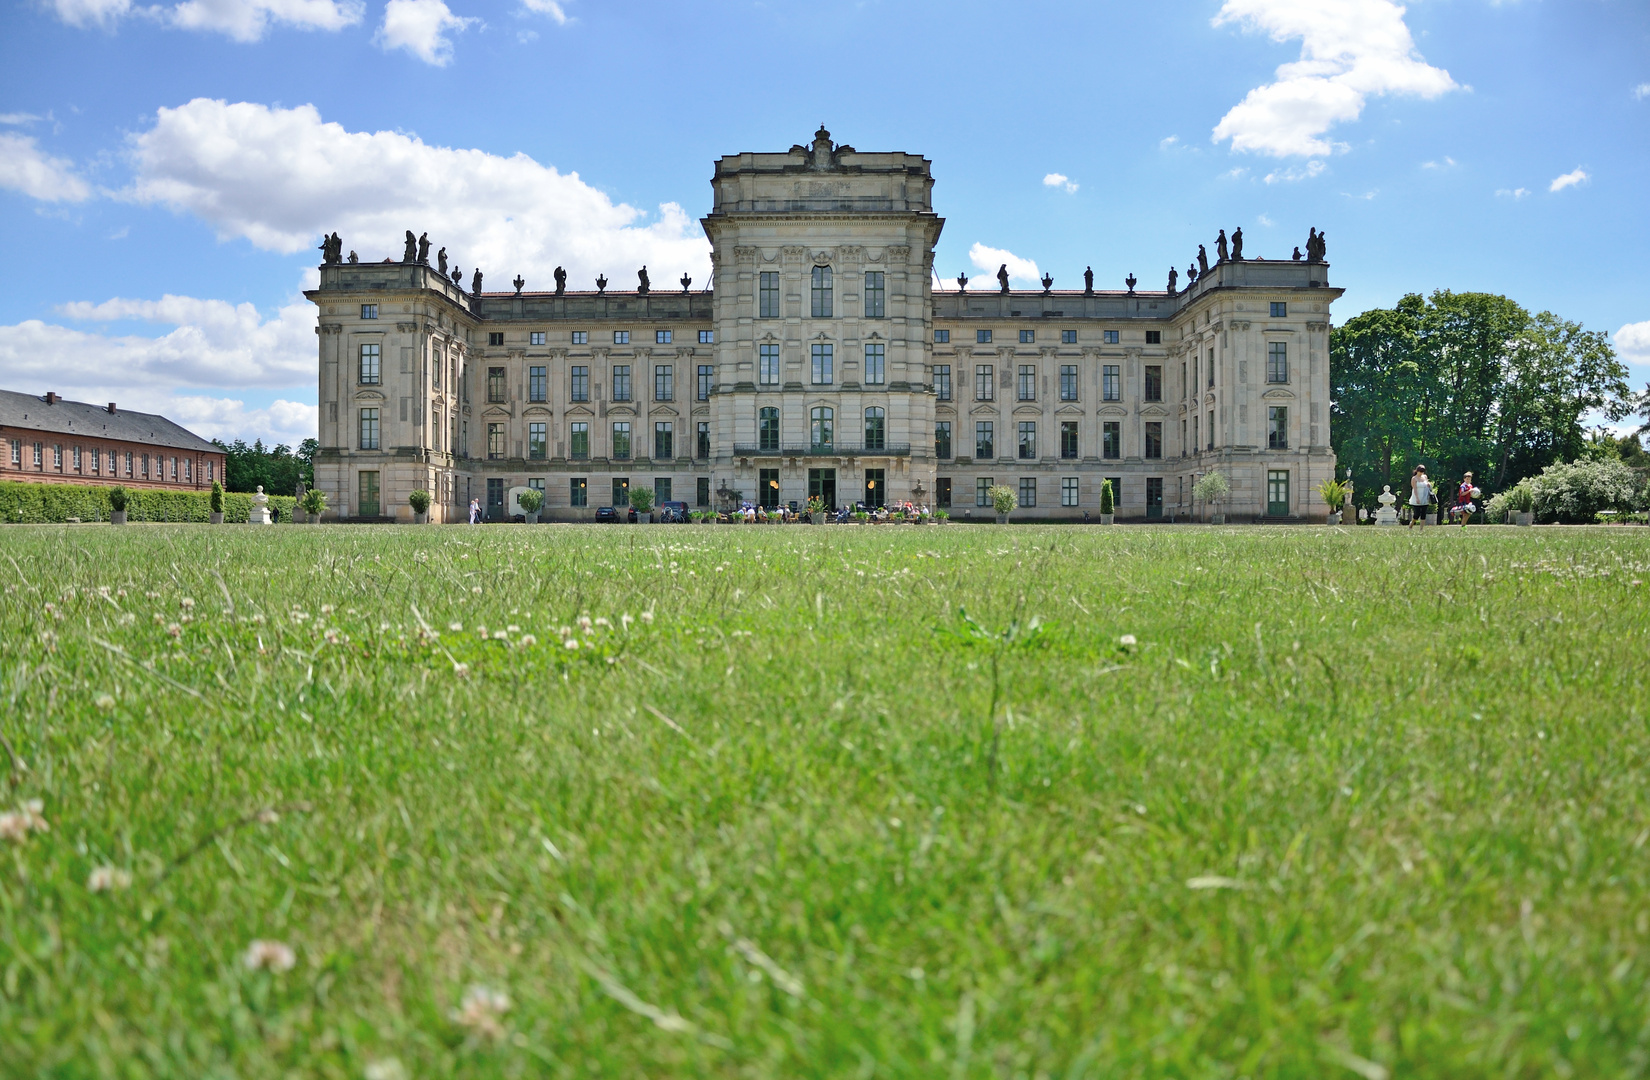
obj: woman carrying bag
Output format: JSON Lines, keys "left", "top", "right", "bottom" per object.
{"left": 1407, "top": 465, "right": 1432, "bottom": 529}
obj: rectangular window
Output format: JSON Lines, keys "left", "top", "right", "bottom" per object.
{"left": 612, "top": 364, "right": 631, "bottom": 401}
{"left": 140, "top": 453, "right": 147, "bottom": 478}
{"left": 1147, "top": 477, "right": 1164, "bottom": 518}
{"left": 529, "top": 421, "right": 547, "bottom": 460}
{"left": 935, "top": 421, "right": 952, "bottom": 460}
{"left": 864, "top": 271, "right": 885, "bottom": 318}
{"left": 530, "top": 331, "right": 546, "bottom": 346}
{"left": 1062, "top": 329, "right": 1077, "bottom": 344}
{"left": 811, "top": 265, "right": 833, "bottom": 318}
{"left": 976, "top": 477, "right": 993, "bottom": 507}
{"left": 529, "top": 365, "right": 547, "bottom": 402}
{"left": 656, "top": 329, "right": 672, "bottom": 345}
{"left": 1268, "top": 406, "right": 1289, "bottom": 449}
{"left": 433, "top": 406, "right": 442, "bottom": 448}
{"left": 171, "top": 456, "right": 178, "bottom": 481}
{"left": 359, "top": 471, "right": 380, "bottom": 518}
{"left": 975, "top": 421, "right": 995, "bottom": 460}
{"left": 697, "top": 476, "right": 710, "bottom": 507}
{"left": 1059, "top": 365, "right": 1078, "bottom": 401}
{"left": 611, "top": 422, "right": 631, "bottom": 460}
{"left": 361, "top": 304, "right": 378, "bottom": 320}
{"left": 759, "top": 343, "right": 780, "bottom": 385}
{"left": 613, "top": 331, "right": 630, "bottom": 345}
{"left": 656, "top": 477, "right": 672, "bottom": 504}
{"left": 976, "top": 329, "right": 993, "bottom": 344}
{"left": 1062, "top": 477, "right": 1079, "bottom": 507}
{"left": 124, "top": 450, "right": 131, "bottom": 476}
{"left": 654, "top": 365, "right": 673, "bottom": 401}
{"left": 571, "top": 331, "right": 588, "bottom": 345}
{"left": 90, "top": 447, "right": 99, "bottom": 473}
{"left": 1209, "top": 349, "right": 1216, "bottom": 388}
{"left": 1270, "top": 301, "right": 1287, "bottom": 318}
{"left": 1145, "top": 365, "right": 1163, "bottom": 402}
{"left": 570, "top": 366, "right": 589, "bottom": 402}
{"left": 864, "top": 343, "right": 885, "bottom": 385}
{"left": 1267, "top": 342, "right": 1288, "bottom": 383}
{"left": 1060, "top": 421, "right": 1079, "bottom": 460}
{"left": 697, "top": 421, "right": 710, "bottom": 460}
{"left": 488, "top": 332, "right": 505, "bottom": 346}
{"left": 934, "top": 364, "right": 952, "bottom": 401}
{"left": 1146, "top": 330, "right": 1162, "bottom": 345}
{"left": 359, "top": 343, "right": 381, "bottom": 385}
{"left": 1019, "top": 329, "right": 1035, "bottom": 344}
{"left": 1102, "top": 365, "right": 1120, "bottom": 401}
{"left": 570, "top": 477, "right": 587, "bottom": 507}
{"left": 758, "top": 407, "right": 780, "bottom": 452}
{"left": 759, "top": 271, "right": 780, "bottom": 318}
{"left": 1019, "top": 477, "right": 1037, "bottom": 508}
{"left": 936, "top": 476, "right": 951, "bottom": 508}
{"left": 1103, "top": 330, "right": 1119, "bottom": 344}
{"left": 10, "top": 440, "right": 18, "bottom": 466}
{"left": 699, "top": 330, "right": 714, "bottom": 344}
{"left": 759, "top": 468, "right": 780, "bottom": 508}
{"left": 1018, "top": 365, "right": 1036, "bottom": 401}
{"left": 1145, "top": 421, "right": 1163, "bottom": 459}
{"left": 487, "top": 422, "right": 505, "bottom": 460}
{"left": 488, "top": 366, "right": 507, "bottom": 403}
{"left": 611, "top": 477, "right": 628, "bottom": 509}
{"left": 1191, "top": 416, "right": 1199, "bottom": 454}
{"left": 811, "top": 343, "right": 833, "bottom": 385}
{"left": 654, "top": 422, "right": 673, "bottom": 460}
{"left": 73, "top": 446, "right": 82, "bottom": 473}
{"left": 697, "top": 364, "right": 714, "bottom": 401}
{"left": 359, "top": 408, "right": 380, "bottom": 450}
{"left": 975, "top": 365, "right": 994, "bottom": 401}
{"left": 1018, "top": 421, "right": 1037, "bottom": 459}
{"left": 570, "top": 422, "right": 588, "bottom": 460}
{"left": 934, "top": 329, "right": 950, "bottom": 344}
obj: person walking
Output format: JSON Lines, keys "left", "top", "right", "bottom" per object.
{"left": 1407, "top": 465, "right": 1432, "bottom": 529}
{"left": 1453, "top": 472, "right": 1477, "bottom": 528}
{"left": 468, "top": 498, "right": 481, "bottom": 525}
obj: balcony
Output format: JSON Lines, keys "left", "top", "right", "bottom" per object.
{"left": 732, "top": 442, "right": 912, "bottom": 457}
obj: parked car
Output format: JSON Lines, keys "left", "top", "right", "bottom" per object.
{"left": 658, "top": 500, "right": 690, "bottom": 523}
{"left": 595, "top": 506, "right": 619, "bottom": 523}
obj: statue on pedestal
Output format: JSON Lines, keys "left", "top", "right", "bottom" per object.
{"left": 1083, "top": 266, "right": 1094, "bottom": 295}
{"left": 437, "top": 247, "right": 448, "bottom": 274}
{"left": 554, "top": 266, "right": 567, "bottom": 295}
{"left": 1197, "top": 245, "right": 1209, "bottom": 275}
{"left": 1230, "top": 227, "right": 1244, "bottom": 260}
{"left": 471, "top": 269, "right": 483, "bottom": 296}
{"left": 417, "top": 233, "right": 430, "bottom": 265}
{"left": 347, "top": 250, "right": 358, "bottom": 263}
{"left": 1216, "top": 229, "right": 1229, "bottom": 263}
{"left": 249, "top": 485, "right": 273, "bottom": 525}
{"left": 1167, "top": 266, "right": 1178, "bottom": 295}
{"left": 637, "top": 266, "right": 650, "bottom": 294}
{"left": 996, "top": 264, "right": 1010, "bottom": 293}
{"left": 402, "top": 231, "right": 417, "bottom": 263}
{"left": 1375, "top": 484, "right": 1399, "bottom": 525}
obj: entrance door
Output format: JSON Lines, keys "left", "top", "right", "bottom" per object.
{"left": 864, "top": 468, "right": 886, "bottom": 509}
{"left": 758, "top": 468, "right": 780, "bottom": 509}
{"left": 808, "top": 468, "right": 836, "bottom": 509}
{"left": 359, "top": 471, "right": 380, "bottom": 518}
{"left": 1267, "top": 470, "right": 1290, "bottom": 517}
{"left": 487, "top": 477, "right": 505, "bottom": 521}
{"left": 1146, "top": 476, "right": 1163, "bottom": 519}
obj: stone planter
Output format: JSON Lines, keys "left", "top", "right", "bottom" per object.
{"left": 414, "top": 510, "right": 429, "bottom": 524}
{"left": 810, "top": 513, "right": 824, "bottom": 525}
{"left": 524, "top": 511, "right": 539, "bottom": 525}
{"left": 110, "top": 510, "right": 127, "bottom": 525}
{"left": 209, "top": 511, "right": 224, "bottom": 525}
{"left": 1099, "top": 513, "right": 1114, "bottom": 525}
{"left": 995, "top": 513, "right": 1010, "bottom": 525}
{"left": 1515, "top": 511, "right": 1534, "bottom": 527}
{"left": 1211, "top": 513, "right": 1227, "bottom": 525}
{"left": 1325, "top": 512, "right": 1339, "bottom": 526}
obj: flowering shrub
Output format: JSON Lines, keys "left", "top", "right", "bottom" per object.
{"left": 989, "top": 485, "right": 1017, "bottom": 515}
{"left": 1526, "top": 459, "right": 1640, "bottom": 524}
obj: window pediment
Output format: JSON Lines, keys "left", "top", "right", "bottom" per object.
{"left": 1138, "top": 404, "right": 1169, "bottom": 418}
{"left": 1098, "top": 405, "right": 1129, "bottom": 418}
{"left": 482, "top": 405, "right": 511, "bottom": 418}
{"left": 1054, "top": 404, "right": 1084, "bottom": 416}
{"left": 522, "top": 406, "right": 552, "bottom": 417}
{"left": 967, "top": 403, "right": 999, "bottom": 417}
{"left": 1262, "top": 388, "right": 1296, "bottom": 399}
{"left": 566, "top": 405, "right": 596, "bottom": 418}
{"left": 354, "top": 390, "right": 386, "bottom": 402}
{"left": 1011, "top": 405, "right": 1043, "bottom": 417}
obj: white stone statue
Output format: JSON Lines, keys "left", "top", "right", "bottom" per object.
{"left": 249, "top": 485, "right": 273, "bottom": 525}
{"left": 1375, "top": 484, "right": 1399, "bottom": 526}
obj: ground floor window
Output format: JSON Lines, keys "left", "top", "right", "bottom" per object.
{"left": 697, "top": 422, "right": 710, "bottom": 460}
{"left": 1019, "top": 477, "right": 1037, "bottom": 508}
{"left": 696, "top": 477, "right": 710, "bottom": 507}
{"left": 936, "top": 477, "right": 951, "bottom": 508}
{"left": 759, "top": 468, "right": 780, "bottom": 508}
{"left": 359, "top": 471, "right": 380, "bottom": 517}
{"left": 1107, "top": 477, "right": 1121, "bottom": 508}
{"left": 529, "top": 422, "right": 547, "bottom": 460}
{"left": 656, "top": 477, "right": 672, "bottom": 504}
{"left": 611, "top": 477, "right": 628, "bottom": 509}
{"left": 864, "top": 468, "right": 885, "bottom": 509}
{"left": 570, "top": 477, "right": 587, "bottom": 507}
{"left": 1061, "top": 477, "right": 1079, "bottom": 507}
{"left": 976, "top": 477, "right": 992, "bottom": 507}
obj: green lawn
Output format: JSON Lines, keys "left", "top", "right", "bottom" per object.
{"left": 3, "top": 523, "right": 1649, "bottom": 1079}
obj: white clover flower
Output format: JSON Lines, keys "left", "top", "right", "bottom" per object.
{"left": 453, "top": 985, "right": 510, "bottom": 1038}
{"left": 594, "top": 616, "right": 611, "bottom": 629}
{"left": 1120, "top": 634, "right": 1137, "bottom": 648}
{"left": 242, "top": 939, "right": 296, "bottom": 973}
{"left": 320, "top": 604, "right": 335, "bottom": 615}
{"left": 95, "top": 693, "right": 116, "bottom": 710}
{"left": 364, "top": 1058, "right": 408, "bottom": 1080}
{"left": 640, "top": 611, "right": 654, "bottom": 625}
{"left": 452, "top": 662, "right": 471, "bottom": 678}
{"left": 492, "top": 630, "right": 508, "bottom": 641}
{"left": 448, "top": 621, "right": 463, "bottom": 632}
{"left": 577, "top": 615, "right": 593, "bottom": 635}
{"left": 180, "top": 597, "right": 195, "bottom": 610}
{"left": 166, "top": 623, "right": 182, "bottom": 639}
{"left": 506, "top": 624, "right": 521, "bottom": 634}
{"left": 518, "top": 634, "right": 537, "bottom": 648}
{"left": 564, "top": 639, "right": 580, "bottom": 651}
{"left": 324, "top": 628, "right": 342, "bottom": 645}
{"left": 88, "top": 866, "right": 132, "bottom": 892}
{"left": 471, "top": 586, "right": 482, "bottom": 595}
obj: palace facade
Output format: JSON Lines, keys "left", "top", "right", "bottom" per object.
{"left": 307, "top": 129, "right": 1341, "bottom": 522}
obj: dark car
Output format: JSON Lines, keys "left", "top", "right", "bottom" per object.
{"left": 595, "top": 506, "right": 619, "bottom": 523}
{"left": 658, "top": 500, "right": 691, "bottom": 523}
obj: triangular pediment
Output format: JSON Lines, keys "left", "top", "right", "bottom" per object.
{"left": 1262, "top": 388, "right": 1296, "bottom": 400}
{"left": 1139, "top": 404, "right": 1169, "bottom": 418}
{"left": 1098, "top": 405, "right": 1129, "bottom": 418}
{"left": 1055, "top": 404, "right": 1085, "bottom": 416}
{"left": 354, "top": 389, "right": 386, "bottom": 402}
{"left": 566, "top": 404, "right": 595, "bottom": 418}
{"left": 968, "top": 403, "right": 999, "bottom": 417}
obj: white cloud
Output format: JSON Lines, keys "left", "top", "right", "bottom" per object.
{"left": 1495, "top": 187, "right": 1529, "bottom": 200}
{"left": 967, "top": 243, "right": 1040, "bottom": 287}
{"left": 1548, "top": 167, "right": 1589, "bottom": 193}
{"left": 0, "top": 112, "right": 44, "bottom": 126}
{"left": 1421, "top": 156, "right": 1455, "bottom": 169}
{"left": 1159, "top": 135, "right": 1180, "bottom": 149}
{"left": 1042, "top": 172, "right": 1078, "bottom": 194}
{"left": 376, "top": 0, "right": 477, "bottom": 65}
{"left": 1210, "top": 0, "right": 1457, "bottom": 157}
{"left": 1256, "top": 213, "right": 1275, "bottom": 226}
{"left": 46, "top": 0, "right": 362, "bottom": 39}
{"left": 1634, "top": 84, "right": 1650, "bottom": 101}
{"left": 1617, "top": 321, "right": 1650, "bottom": 366}
{"left": 125, "top": 99, "right": 712, "bottom": 288}
{"left": 1263, "top": 159, "right": 1325, "bottom": 183}
{"left": 0, "top": 292, "right": 319, "bottom": 444}
{"left": 0, "top": 133, "right": 92, "bottom": 202}
{"left": 518, "top": 0, "right": 567, "bottom": 23}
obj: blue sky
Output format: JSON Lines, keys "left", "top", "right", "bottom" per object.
{"left": 1, "top": 0, "right": 1646, "bottom": 445}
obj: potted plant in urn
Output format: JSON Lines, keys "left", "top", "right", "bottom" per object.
{"left": 629, "top": 485, "right": 655, "bottom": 524}
{"left": 109, "top": 485, "right": 128, "bottom": 526}
{"left": 1194, "top": 470, "right": 1231, "bottom": 525}
{"left": 408, "top": 488, "right": 432, "bottom": 524}
{"left": 208, "top": 480, "right": 225, "bottom": 525}
{"left": 1098, "top": 479, "right": 1115, "bottom": 525}
{"left": 1317, "top": 478, "right": 1348, "bottom": 525}
{"left": 989, "top": 484, "right": 1017, "bottom": 524}
{"left": 517, "top": 487, "right": 543, "bottom": 524}
{"left": 935, "top": 508, "right": 950, "bottom": 524}
{"left": 300, "top": 487, "right": 327, "bottom": 523}
{"left": 1510, "top": 483, "right": 1535, "bottom": 527}
{"left": 807, "top": 495, "right": 827, "bottom": 525}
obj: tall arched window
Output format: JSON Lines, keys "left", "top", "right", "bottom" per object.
{"left": 810, "top": 406, "right": 834, "bottom": 451}
{"left": 758, "top": 407, "right": 780, "bottom": 452}
{"left": 864, "top": 406, "right": 885, "bottom": 452}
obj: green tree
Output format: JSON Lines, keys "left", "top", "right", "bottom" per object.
{"left": 215, "top": 438, "right": 317, "bottom": 495}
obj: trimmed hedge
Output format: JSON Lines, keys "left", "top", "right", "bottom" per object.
{"left": 0, "top": 480, "right": 298, "bottom": 524}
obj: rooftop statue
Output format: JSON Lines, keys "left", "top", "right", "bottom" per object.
{"left": 997, "top": 263, "right": 1010, "bottom": 293}
{"left": 437, "top": 247, "right": 447, "bottom": 274}
{"left": 1197, "top": 245, "right": 1209, "bottom": 275}
{"left": 596, "top": 274, "right": 608, "bottom": 294}
{"left": 956, "top": 272, "right": 968, "bottom": 292}
{"left": 1292, "top": 246, "right": 1302, "bottom": 261}
{"left": 554, "top": 266, "right": 567, "bottom": 295}
{"left": 680, "top": 273, "right": 692, "bottom": 293}
{"left": 1167, "top": 266, "right": 1178, "bottom": 294}
{"left": 1187, "top": 263, "right": 1198, "bottom": 284}
{"left": 452, "top": 268, "right": 462, "bottom": 284}
{"left": 513, "top": 275, "right": 525, "bottom": 295}
{"left": 637, "top": 266, "right": 650, "bottom": 295}
{"left": 417, "top": 232, "right": 430, "bottom": 265}
{"left": 1084, "top": 266, "right": 1094, "bottom": 295}
{"left": 1125, "top": 273, "right": 1137, "bottom": 294}
{"left": 1230, "top": 227, "right": 1244, "bottom": 261}
{"left": 471, "top": 269, "right": 483, "bottom": 296}
{"left": 1216, "top": 229, "right": 1229, "bottom": 263}
{"left": 1041, "top": 273, "right": 1053, "bottom": 294}
{"left": 318, "top": 232, "right": 342, "bottom": 264}
{"left": 347, "top": 250, "right": 358, "bottom": 263}
{"left": 403, "top": 231, "right": 417, "bottom": 263}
